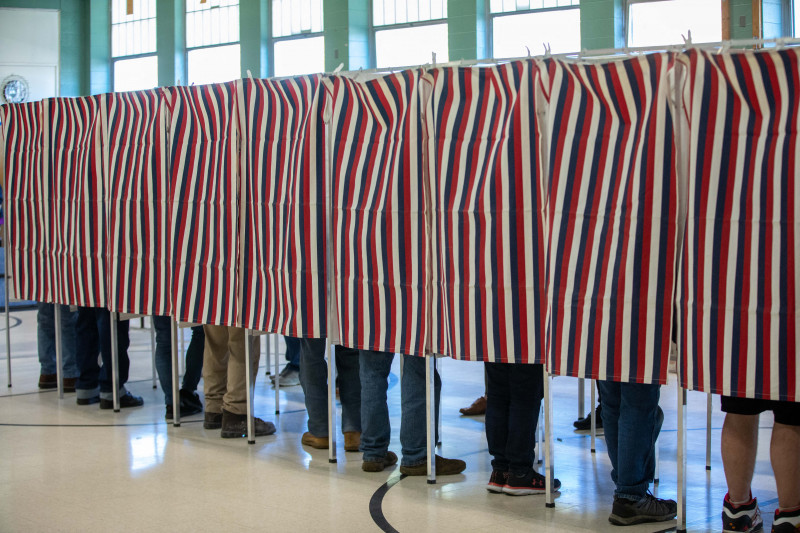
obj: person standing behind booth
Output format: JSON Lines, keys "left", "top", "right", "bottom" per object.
{"left": 152, "top": 317, "right": 204, "bottom": 420}
{"left": 74, "top": 307, "right": 143, "bottom": 409}
{"left": 36, "top": 303, "right": 79, "bottom": 391}
{"left": 202, "top": 324, "right": 276, "bottom": 438}
{"left": 359, "top": 350, "right": 466, "bottom": 476}
{"left": 485, "top": 361, "right": 560, "bottom": 495}
{"left": 597, "top": 379, "right": 675, "bottom": 526}
{"left": 298, "top": 338, "right": 361, "bottom": 451}
{"left": 720, "top": 398, "right": 800, "bottom": 533}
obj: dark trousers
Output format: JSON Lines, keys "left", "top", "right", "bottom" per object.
{"left": 75, "top": 307, "right": 130, "bottom": 396}
{"left": 485, "top": 362, "right": 544, "bottom": 476}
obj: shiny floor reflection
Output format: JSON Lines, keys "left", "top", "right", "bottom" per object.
{"left": 0, "top": 310, "right": 781, "bottom": 532}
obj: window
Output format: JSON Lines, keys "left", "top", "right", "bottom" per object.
{"left": 490, "top": 1, "right": 581, "bottom": 58}
{"left": 186, "top": 0, "right": 241, "bottom": 85}
{"left": 111, "top": 0, "right": 158, "bottom": 92}
{"left": 271, "top": 0, "right": 325, "bottom": 77}
{"left": 373, "top": 0, "right": 449, "bottom": 68}
{"left": 794, "top": 0, "right": 800, "bottom": 37}
{"left": 627, "top": 0, "right": 721, "bottom": 47}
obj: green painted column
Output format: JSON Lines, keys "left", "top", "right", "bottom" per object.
{"left": 58, "top": 0, "right": 88, "bottom": 96}
{"left": 448, "top": 0, "right": 486, "bottom": 61}
{"left": 729, "top": 0, "right": 755, "bottom": 40}
{"left": 88, "top": 0, "right": 111, "bottom": 95}
{"left": 324, "top": 0, "right": 370, "bottom": 71}
{"left": 580, "top": 0, "right": 624, "bottom": 50}
{"left": 240, "top": 0, "right": 270, "bottom": 78}
{"left": 157, "top": 0, "right": 186, "bottom": 87}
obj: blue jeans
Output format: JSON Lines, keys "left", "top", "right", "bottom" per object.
{"left": 75, "top": 307, "right": 130, "bottom": 401}
{"left": 37, "top": 302, "right": 78, "bottom": 378}
{"left": 153, "top": 316, "right": 204, "bottom": 405}
{"left": 359, "top": 351, "right": 440, "bottom": 466}
{"left": 298, "top": 338, "right": 361, "bottom": 436}
{"left": 284, "top": 337, "right": 300, "bottom": 370}
{"left": 597, "top": 380, "right": 663, "bottom": 500}
{"left": 485, "top": 362, "right": 543, "bottom": 476}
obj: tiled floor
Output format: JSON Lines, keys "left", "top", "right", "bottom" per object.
{"left": 0, "top": 309, "right": 782, "bottom": 532}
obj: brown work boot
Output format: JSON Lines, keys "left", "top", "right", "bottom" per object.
{"left": 459, "top": 395, "right": 486, "bottom": 416}
{"left": 301, "top": 432, "right": 328, "bottom": 449}
{"left": 62, "top": 378, "right": 76, "bottom": 393}
{"left": 220, "top": 409, "right": 276, "bottom": 438}
{"left": 344, "top": 431, "right": 361, "bottom": 452}
{"left": 38, "top": 373, "right": 57, "bottom": 389}
{"left": 399, "top": 455, "right": 467, "bottom": 476}
{"left": 204, "top": 411, "right": 223, "bottom": 429}
{"left": 362, "top": 451, "right": 398, "bottom": 472}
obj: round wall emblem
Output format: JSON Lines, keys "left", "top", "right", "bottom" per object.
{"left": 1, "top": 75, "right": 30, "bottom": 105}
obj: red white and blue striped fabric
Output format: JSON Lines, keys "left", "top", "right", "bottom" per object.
{"left": 676, "top": 48, "right": 800, "bottom": 401}
{"left": 165, "top": 82, "right": 240, "bottom": 327}
{"left": 48, "top": 96, "right": 108, "bottom": 307}
{"left": 425, "top": 61, "right": 546, "bottom": 364}
{"left": 1, "top": 101, "right": 56, "bottom": 302}
{"left": 325, "top": 70, "right": 429, "bottom": 355}
{"left": 539, "top": 53, "right": 679, "bottom": 384}
{"left": 104, "top": 90, "right": 171, "bottom": 316}
{"left": 236, "top": 76, "right": 327, "bottom": 337}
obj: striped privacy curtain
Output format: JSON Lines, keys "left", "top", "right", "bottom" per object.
{"left": 676, "top": 48, "right": 800, "bottom": 401}
{"left": 425, "top": 61, "right": 546, "bottom": 363}
{"left": 104, "top": 89, "right": 171, "bottom": 316}
{"left": 165, "top": 82, "right": 240, "bottom": 326}
{"left": 48, "top": 96, "right": 107, "bottom": 307}
{"left": 1, "top": 101, "right": 55, "bottom": 302}
{"left": 325, "top": 70, "right": 429, "bottom": 355}
{"left": 539, "top": 53, "right": 680, "bottom": 384}
{"left": 237, "top": 75, "right": 328, "bottom": 337}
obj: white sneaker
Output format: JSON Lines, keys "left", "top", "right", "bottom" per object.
{"left": 271, "top": 366, "right": 300, "bottom": 387}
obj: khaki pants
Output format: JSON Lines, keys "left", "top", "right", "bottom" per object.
{"left": 202, "top": 325, "right": 260, "bottom": 415}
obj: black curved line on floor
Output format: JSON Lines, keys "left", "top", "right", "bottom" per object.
{"left": 369, "top": 474, "right": 405, "bottom": 533}
{"left": 0, "top": 315, "right": 23, "bottom": 331}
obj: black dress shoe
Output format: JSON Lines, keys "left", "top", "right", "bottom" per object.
{"left": 165, "top": 401, "right": 203, "bottom": 420}
{"left": 573, "top": 405, "right": 603, "bottom": 430}
{"left": 179, "top": 389, "right": 203, "bottom": 411}
{"left": 100, "top": 392, "right": 144, "bottom": 410}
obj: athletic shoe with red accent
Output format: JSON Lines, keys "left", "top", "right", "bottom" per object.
{"left": 772, "top": 506, "right": 800, "bottom": 533}
{"left": 722, "top": 493, "right": 763, "bottom": 533}
{"left": 486, "top": 469, "right": 508, "bottom": 493}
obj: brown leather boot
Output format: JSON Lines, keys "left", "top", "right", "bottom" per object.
{"left": 301, "top": 432, "right": 328, "bottom": 449}
{"left": 38, "top": 373, "right": 57, "bottom": 389}
{"left": 343, "top": 431, "right": 361, "bottom": 452}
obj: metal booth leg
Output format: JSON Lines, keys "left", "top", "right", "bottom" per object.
{"left": 543, "top": 365, "right": 555, "bottom": 507}
{"left": 677, "top": 386, "right": 688, "bottom": 532}
{"left": 590, "top": 379, "right": 597, "bottom": 453}
{"left": 328, "top": 340, "right": 338, "bottom": 463}
{"left": 426, "top": 354, "right": 436, "bottom": 484}
{"left": 245, "top": 329, "right": 254, "bottom": 444}
{"left": 171, "top": 320, "right": 180, "bottom": 426}
{"left": 55, "top": 305, "right": 64, "bottom": 399}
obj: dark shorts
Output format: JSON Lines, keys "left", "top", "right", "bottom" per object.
{"left": 721, "top": 396, "right": 800, "bottom": 426}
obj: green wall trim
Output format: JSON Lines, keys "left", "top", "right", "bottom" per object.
{"left": 448, "top": 0, "right": 486, "bottom": 61}
{"left": 157, "top": 0, "right": 186, "bottom": 87}
{"left": 580, "top": 0, "right": 624, "bottom": 50}
{"left": 324, "top": 0, "right": 370, "bottom": 72}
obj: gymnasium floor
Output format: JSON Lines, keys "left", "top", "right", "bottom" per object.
{"left": 0, "top": 309, "right": 782, "bottom": 532}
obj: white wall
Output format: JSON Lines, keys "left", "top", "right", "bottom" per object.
{"left": 0, "top": 7, "right": 60, "bottom": 103}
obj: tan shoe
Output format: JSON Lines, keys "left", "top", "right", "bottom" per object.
{"left": 459, "top": 395, "right": 487, "bottom": 416}
{"left": 301, "top": 432, "right": 329, "bottom": 449}
{"left": 343, "top": 431, "right": 361, "bottom": 452}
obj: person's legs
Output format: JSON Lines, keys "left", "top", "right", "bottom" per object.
{"left": 298, "top": 337, "right": 330, "bottom": 437}
{"left": 58, "top": 305, "right": 79, "bottom": 379}
{"left": 359, "top": 350, "right": 393, "bottom": 463}
{"left": 221, "top": 326, "right": 260, "bottom": 415}
{"left": 771, "top": 421, "right": 800, "bottom": 510}
{"left": 721, "top": 413, "right": 759, "bottom": 502}
{"left": 614, "top": 382, "right": 662, "bottom": 498}
{"left": 335, "top": 345, "right": 361, "bottom": 434}
{"left": 597, "top": 380, "right": 621, "bottom": 481}
{"left": 485, "top": 362, "right": 511, "bottom": 473}
{"left": 98, "top": 310, "right": 131, "bottom": 399}
{"left": 506, "top": 363, "right": 543, "bottom": 475}
{"left": 37, "top": 303, "right": 57, "bottom": 385}
{"left": 74, "top": 307, "right": 100, "bottom": 403}
{"left": 181, "top": 325, "right": 205, "bottom": 392}
{"left": 285, "top": 336, "right": 300, "bottom": 370}
{"left": 202, "top": 324, "right": 230, "bottom": 416}
{"left": 153, "top": 315, "right": 174, "bottom": 405}
{"left": 399, "top": 354, "right": 441, "bottom": 467}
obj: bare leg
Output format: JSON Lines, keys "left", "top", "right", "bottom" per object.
{"left": 771, "top": 422, "right": 800, "bottom": 509}
{"left": 721, "top": 413, "right": 759, "bottom": 502}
